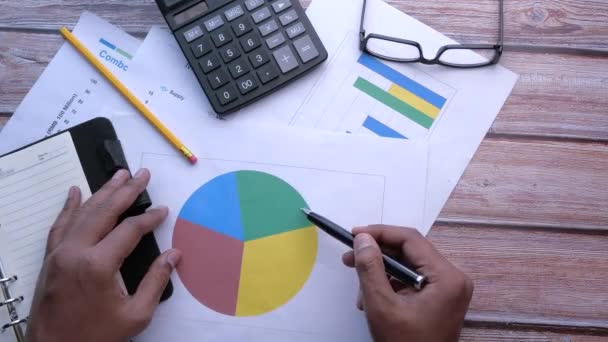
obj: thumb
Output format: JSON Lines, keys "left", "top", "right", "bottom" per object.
{"left": 354, "top": 233, "right": 394, "bottom": 310}
{"left": 127, "top": 249, "right": 181, "bottom": 331}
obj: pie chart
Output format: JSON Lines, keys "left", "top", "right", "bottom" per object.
{"left": 173, "top": 171, "right": 318, "bottom": 317}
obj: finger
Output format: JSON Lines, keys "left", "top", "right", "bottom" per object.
{"left": 389, "top": 277, "right": 409, "bottom": 293}
{"left": 356, "top": 288, "right": 364, "bottom": 311}
{"left": 127, "top": 250, "right": 181, "bottom": 323}
{"left": 81, "top": 169, "right": 151, "bottom": 243}
{"left": 353, "top": 225, "right": 444, "bottom": 269}
{"left": 354, "top": 233, "right": 395, "bottom": 311}
{"left": 342, "top": 251, "right": 354, "bottom": 268}
{"left": 46, "top": 186, "right": 82, "bottom": 254}
{"left": 97, "top": 207, "right": 169, "bottom": 269}
{"left": 83, "top": 169, "right": 130, "bottom": 209}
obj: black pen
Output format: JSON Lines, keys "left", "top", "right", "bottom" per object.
{"left": 301, "top": 208, "right": 426, "bottom": 290}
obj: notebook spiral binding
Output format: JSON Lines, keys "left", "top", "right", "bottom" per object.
{"left": 0, "top": 273, "right": 27, "bottom": 341}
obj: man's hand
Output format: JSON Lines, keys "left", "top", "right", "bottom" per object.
{"left": 342, "top": 225, "right": 473, "bottom": 342}
{"left": 26, "top": 169, "right": 181, "bottom": 342}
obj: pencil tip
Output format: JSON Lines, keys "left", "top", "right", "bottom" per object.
{"left": 300, "top": 208, "right": 311, "bottom": 215}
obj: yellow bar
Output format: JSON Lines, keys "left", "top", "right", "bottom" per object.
{"left": 59, "top": 27, "right": 198, "bottom": 165}
{"left": 388, "top": 84, "right": 441, "bottom": 120}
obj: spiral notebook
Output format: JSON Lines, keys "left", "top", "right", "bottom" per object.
{"left": 0, "top": 118, "right": 171, "bottom": 341}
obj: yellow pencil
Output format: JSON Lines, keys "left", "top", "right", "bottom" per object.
{"left": 59, "top": 27, "right": 198, "bottom": 165}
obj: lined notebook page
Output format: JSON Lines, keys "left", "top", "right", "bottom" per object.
{"left": 0, "top": 132, "right": 91, "bottom": 319}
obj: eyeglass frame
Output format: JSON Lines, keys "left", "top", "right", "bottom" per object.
{"left": 359, "top": 0, "right": 505, "bottom": 68}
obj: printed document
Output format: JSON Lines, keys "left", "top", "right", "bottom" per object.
{"left": 112, "top": 112, "right": 428, "bottom": 342}
{"left": 0, "top": 12, "right": 140, "bottom": 155}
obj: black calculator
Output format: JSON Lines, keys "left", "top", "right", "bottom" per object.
{"left": 155, "top": 0, "right": 328, "bottom": 115}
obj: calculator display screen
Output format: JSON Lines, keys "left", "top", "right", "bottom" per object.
{"left": 174, "top": 2, "right": 209, "bottom": 27}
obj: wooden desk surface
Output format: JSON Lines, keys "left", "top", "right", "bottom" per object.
{"left": 1, "top": 1, "right": 606, "bottom": 340}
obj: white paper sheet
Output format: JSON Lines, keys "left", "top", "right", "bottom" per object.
{"left": 0, "top": 12, "right": 140, "bottom": 155}
{"left": 0, "top": 132, "right": 92, "bottom": 322}
{"left": 122, "top": 0, "right": 517, "bottom": 232}
{"left": 112, "top": 112, "right": 428, "bottom": 342}
{"left": 303, "top": 0, "right": 519, "bottom": 230}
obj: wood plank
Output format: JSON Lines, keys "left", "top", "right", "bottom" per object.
{"left": 0, "top": 116, "right": 8, "bottom": 130}
{"left": 1, "top": 124, "right": 601, "bottom": 229}
{"left": 0, "top": 32, "right": 65, "bottom": 116}
{"left": 460, "top": 327, "right": 607, "bottom": 341}
{"left": 496, "top": 53, "right": 608, "bottom": 141}
{"left": 1, "top": 31, "right": 607, "bottom": 140}
{"left": 440, "top": 138, "right": 608, "bottom": 230}
{"left": 390, "top": 0, "right": 608, "bottom": 50}
{"left": 0, "top": 0, "right": 606, "bottom": 50}
{"left": 428, "top": 224, "right": 608, "bottom": 327}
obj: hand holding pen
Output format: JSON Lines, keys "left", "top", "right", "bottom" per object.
{"left": 301, "top": 208, "right": 474, "bottom": 342}
{"left": 342, "top": 225, "right": 474, "bottom": 342}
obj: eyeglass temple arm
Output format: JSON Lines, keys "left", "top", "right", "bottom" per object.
{"left": 498, "top": 0, "right": 504, "bottom": 46}
{"left": 360, "top": 0, "right": 368, "bottom": 38}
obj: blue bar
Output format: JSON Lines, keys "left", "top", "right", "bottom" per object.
{"left": 363, "top": 116, "right": 407, "bottom": 139}
{"left": 99, "top": 38, "right": 116, "bottom": 50}
{"left": 358, "top": 54, "right": 446, "bottom": 108}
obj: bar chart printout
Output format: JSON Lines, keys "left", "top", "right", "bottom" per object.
{"left": 292, "top": 35, "right": 456, "bottom": 141}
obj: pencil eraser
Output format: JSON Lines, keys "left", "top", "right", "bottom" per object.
{"left": 188, "top": 155, "right": 198, "bottom": 164}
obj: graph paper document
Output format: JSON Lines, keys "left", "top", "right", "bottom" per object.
{"left": 0, "top": 12, "right": 139, "bottom": 155}
{"left": 111, "top": 112, "right": 428, "bottom": 342}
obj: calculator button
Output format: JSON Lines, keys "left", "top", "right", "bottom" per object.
{"left": 190, "top": 37, "right": 212, "bottom": 58}
{"left": 244, "top": 0, "right": 264, "bottom": 11}
{"left": 266, "top": 32, "right": 285, "bottom": 49}
{"left": 286, "top": 22, "right": 305, "bottom": 39}
{"left": 272, "top": 0, "right": 291, "bottom": 13}
{"left": 240, "top": 32, "right": 262, "bottom": 52}
{"left": 204, "top": 15, "right": 224, "bottom": 32}
{"left": 232, "top": 17, "right": 253, "bottom": 37}
{"left": 258, "top": 19, "right": 278, "bottom": 37}
{"left": 228, "top": 59, "right": 251, "bottom": 79}
{"left": 183, "top": 26, "right": 203, "bottom": 42}
{"left": 279, "top": 9, "right": 298, "bottom": 26}
{"left": 293, "top": 35, "right": 320, "bottom": 63}
{"left": 219, "top": 43, "right": 241, "bottom": 63}
{"left": 224, "top": 5, "right": 244, "bottom": 21}
{"left": 216, "top": 84, "right": 239, "bottom": 105}
{"left": 211, "top": 27, "right": 233, "bottom": 47}
{"left": 208, "top": 68, "right": 230, "bottom": 89}
{"left": 273, "top": 45, "right": 299, "bottom": 73}
{"left": 252, "top": 7, "right": 271, "bottom": 24}
{"left": 257, "top": 62, "right": 280, "bottom": 84}
{"left": 236, "top": 74, "right": 260, "bottom": 95}
{"left": 249, "top": 49, "right": 270, "bottom": 68}
{"left": 199, "top": 54, "right": 221, "bottom": 73}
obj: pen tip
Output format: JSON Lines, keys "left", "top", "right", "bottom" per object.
{"left": 300, "top": 208, "right": 312, "bottom": 215}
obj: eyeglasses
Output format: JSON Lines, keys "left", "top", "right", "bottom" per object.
{"left": 359, "top": 0, "right": 504, "bottom": 68}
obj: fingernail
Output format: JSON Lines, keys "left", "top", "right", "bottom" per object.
{"left": 352, "top": 226, "right": 367, "bottom": 234}
{"left": 166, "top": 250, "right": 182, "bottom": 268}
{"left": 156, "top": 206, "right": 169, "bottom": 215}
{"left": 112, "top": 169, "right": 128, "bottom": 181}
{"left": 68, "top": 186, "right": 78, "bottom": 198}
{"left": 134, "top": 168, "right": 148, "bottom": 179}
{"left": 354, "top": 233, "right": 374, "bottom": 253}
